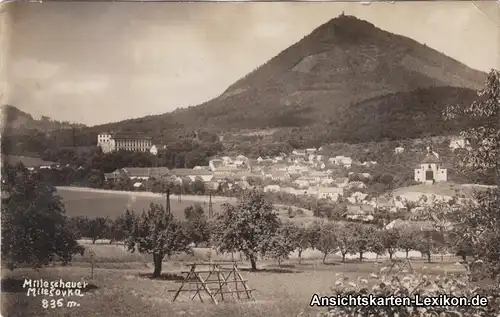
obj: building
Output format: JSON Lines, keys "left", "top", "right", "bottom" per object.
{"left": 170, "top": 168, "right": 214, "bottom": 182}
{"left": 150, "top": 145, "right": 158, "bottom": 155}
{"left": 97, "top": 132, "right": 152, "bottom": 153}
{"left": 213, "top": 166, "right": 239, "bottom": 177}
{"left": 317, "top": 187, "right": 344, "bottom": 201}
{"left": 107, "top": 167, "right": 170, "bottom": 181}
{"left": 2, "top": 155, "right": 57, "bottom": 171}
{"left": 449, "top": 137, "right": 469, "bottom": 151}
{"left": 414, "top": 147, "right": 447, "bottom": 184}
{"left": 271, "top": 171, "right": 290, "bottom": 182}
{"left": 394, "top": 146, "right": 405, "bottom": 154}
{"left": 292, "top": 149, "right": 307, "bottom": 156}
{"left": 149, "top": 144, "right": 167, "bottom": 156}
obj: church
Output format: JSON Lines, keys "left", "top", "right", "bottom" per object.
{"left": 414, "top": 147, "right": 447, "bottom": 184}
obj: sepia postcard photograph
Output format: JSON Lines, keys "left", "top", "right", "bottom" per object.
{"left": 0, "top": 1, "right": 499, "bottom": 316}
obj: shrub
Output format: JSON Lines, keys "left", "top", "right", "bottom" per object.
{"left": 319, "top": 272, "right": 500, "bottom": 316}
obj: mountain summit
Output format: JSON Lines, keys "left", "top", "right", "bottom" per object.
{"left": 95, "top": 15, "right": 487, "bottom": 143}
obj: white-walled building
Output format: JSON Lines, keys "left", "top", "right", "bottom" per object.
{"left": 414, "top": 147, "right": 447, "bottom": 184}
{"left": 97, "top": 132, "right": 152, "bottom": 153}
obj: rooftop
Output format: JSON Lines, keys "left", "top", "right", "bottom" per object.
{"left": 171, "top": 168, "right": 213, "bottom": 176}
{"left": 121, "top": 167, "right": 170, "bottom": 177}
{"left": 421, "top": 152, "right": 441, "bottom": 164}
{"left": 2, "top": 155, "right": 57, "bottom": 167}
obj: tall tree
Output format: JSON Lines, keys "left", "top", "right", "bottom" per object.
{"left": 183, "top": 204, "right": 210, "bottom": 246}
{"left": 1, "top": 163, "right": 84, "bottom": 269}
{"left": 211, "top": 190, "right": 281, "bottom": 271}
{"left": 379, "top": 228, "right": 401, "bottom": 261}
{"left": 351, "top": 224, "right": 378, "bottom": 262}
{"left": 126, "top": 203, "right": 191, "bottom": 277}
{"left": 266, "top": 223, "right": 296, "bottom": 266}
{"left": 85, "top": 217, "right": 112, "bottom": 244}
{"left": 313, "top": 221, "right": 338, "bottom": 264}
{"left": 335, "top": 223, "right": 356, "bottom": 263}
{"left": 444, "top": 69, "right": 500, "bottom": 280}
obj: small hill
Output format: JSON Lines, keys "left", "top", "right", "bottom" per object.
{"left": 1, "top": 105, "right": 87, "bottom": 135}
{"left": 91, "top": 15, "right": 486, "bottom": 145}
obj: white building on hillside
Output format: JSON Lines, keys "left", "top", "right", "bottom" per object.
{"left": 449, "top": 137, "right": 470, "bottom": 151}
{"left": 97, "top": 132, "right": 152, "bottom": 153}
{"left": 394, "top": 146, "right": 404, "bottom": 154}
{"left": 414, "top": 147, "right": 447, "bottom": 184}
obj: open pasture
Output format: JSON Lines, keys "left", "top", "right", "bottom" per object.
{"left": 56, "top": 187, "right": 316, "bottom": 223}
{"left": 1, "top": 243, "right": 467, "bottom": 317}
{"left": 56, "top": 187, "right": 232, "bottom": 219}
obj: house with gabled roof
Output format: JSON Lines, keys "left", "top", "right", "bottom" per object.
{"left": 271, "top": 170, "right": 290, "bottom": 182}
{"left": 317, "top": 186, "right": 344, "bottom": 201}
{"left": 209, "top": 159, "right": 223, "bottom": 171}
{"left": 414, "top": 147, "right": 447, "bottom": 184}
{"left": 114, "top": 167, "right": 170, "bottom": 180}
{"left": 213, "top": 166, "right": 239, "bottom": 177}
{"left": 292, "top": 149, "right": 307, "bottom": 156}
{"left": 171, "top": 168, "right": 214, "bottom": 182}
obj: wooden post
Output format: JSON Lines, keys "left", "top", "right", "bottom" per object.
{"left": 215, "top": 264, "right": 225, "bottom": 302}
{"left": 166, "top": 188, "right": 171, "bottom": 214}
{"left": 208, "top": 194, "right": 213, "bottom": 218}
{"left": 232, "top": 263, "right": 241, "bottom": 300}
{"left": 89, "top": 251, "right": 95, "bottom": 280}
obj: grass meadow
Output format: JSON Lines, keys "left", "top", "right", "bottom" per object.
{"left": 56, "top": 187, "right": 232, "bottom": 219}
{"left": 1, "top": 239, "right": 467, "bottom": 317}
{"left": 56, "top": 187, "right": 319, "bottom": 224}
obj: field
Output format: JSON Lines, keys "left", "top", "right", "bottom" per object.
{"left": 1, "top": 240, "right": 467, "bottom": 317}
{"left": 391, "top": 182, "right": 490, "bottom": 202}
{"left": 56, "top": 187, "right": 236, "bottom": 219}
{"left": 56, "top": 187, "right": 317, "bottom": 223}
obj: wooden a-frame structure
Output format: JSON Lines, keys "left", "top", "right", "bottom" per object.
{"left": 172, "top": 262, "right": 255, "bottom": 304}
{"left": 386, "top": 257, "right": 415, "bottom": 275}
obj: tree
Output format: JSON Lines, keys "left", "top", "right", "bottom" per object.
{"left": 86, "top": 169, "right": 104, "bottom": 188}
{"left": 126, "top": 203, "right": 192, "bottom": 277}
{"left": 211, "top": 190, "right": 281, "bottom": 271}
{"left": 444, "top": 70, "right": 500, "bottom": 279}
{"left": 1, "top": 163, "right": 84, "bottom": 269}
{"left": 108, "top": 211, "right": 137, "bottom": 244}
{"left": 266, "top": 223, "right": 296, "bottom": 266}
{"left": 335, "top": 223, "right": 356, "bottom": 263}
{"left": 85, "top": 217, "right": 111, "bottom": 244}
{"left": 397, "top": 226, "right": 417, "bottom": 259}
{"left": 191, "top": 177, "right": 205, "bottom": 195}
{"left": 184, "top": 204, "right": 210, "bottom": 246}
{"left": 414, "top": 230, "right": 444, "bottom": 263}
{"left": 313, "top": 221, "right": 338, "bottom": 264}
{"left": 379, "top": 228, "right": 401, "bottom": 261}
{"left": 66, "top": 216, "right": 89, "bottom": 239}
{"left": 294, "top": 224, "right": 312, "bottom": 264}
{"left": 351, "top": 224, "right": 378, "bottom": 262}
{"left": 184, "top": 204, "right": 205, "bottom": 220}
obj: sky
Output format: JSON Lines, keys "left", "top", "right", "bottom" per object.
{"left": 0, "top": 1, "right": 499, "bottom": 126}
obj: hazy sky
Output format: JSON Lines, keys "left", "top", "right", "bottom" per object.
{"left": 1, "top": 1, "right": 499, "bottom": 126}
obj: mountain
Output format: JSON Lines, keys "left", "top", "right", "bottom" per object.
{"left": 1, "top": 105, "right": 87, "bottom": 135}
{"left": 89, "top": 15, "right": 488, "bottom": 143}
